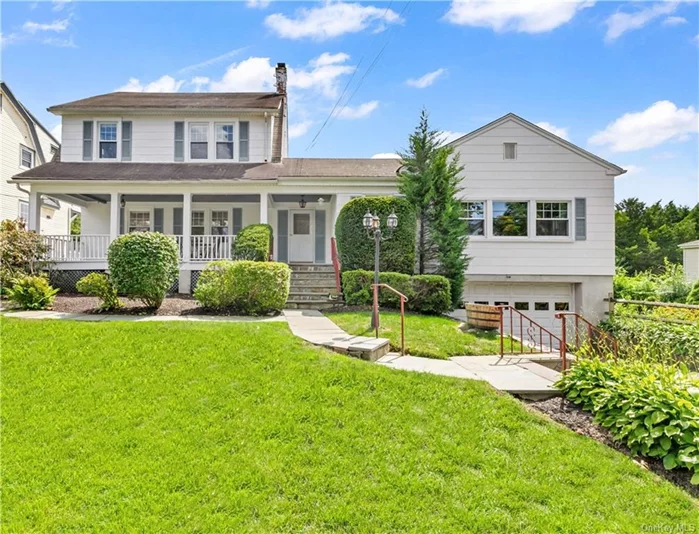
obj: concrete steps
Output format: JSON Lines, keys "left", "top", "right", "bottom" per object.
{"left": 287, "top": 263, "right": 342, "bottom": 310}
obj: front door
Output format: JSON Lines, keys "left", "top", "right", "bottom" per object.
{"left": 289, "top": 210, "right": 314, "bottom": 262}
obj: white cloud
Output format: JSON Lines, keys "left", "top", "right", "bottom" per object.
{"left": 535, "top": 121, "right": 569, "bottom": 140}
{"left": 246, "top": 0, "right": 271, "bottom": 8}
{"left": 335, "top": 100, "right": 379, "bottom": 120}
{"left": 662, "top": 16, "right": 687, "bottom": 26}
{"left": 22, "top": 18, "right": 70, "bottom": 33}
{"left": 208, "top": 57, "right": 276, "bottom": 92}
{"left": 444, "top": 0, "right": 593, "bottom": 34}
{"left": 604, "top": 2, "right": 678, "bottom": 42}
{"left": 52, "top": 0, "right": 72, "bottom": 12}
{"left": 176, "top": 48, "right": 246, "bottom": 75}
{"left": 371, "top": 152, "right": 400, "bottom": 159}
{"left": 289, "top": 120, "right": 314, "bottom": 138}
{"left": 588, "top": 101, "right": 699, "bottom": 152}
{"left": 439, "top": 130, "right": 467, "bottom": 145}
{"left": 50, "top": 123, "right": 62, "bottom": 142}
{"left": 117, "top": 75, "right": 185, "bottom": 93}
{"left": 621, "top": 164, "right": 643, "bottom": 176}
{"left": 406, "top": 68, "right": 446, "bottom": 89}
{"left": 310, "top": 52, "right": 351, "bottom": 68}
{"left": 42, "top": 36, "right": 76, "bottom": 48}
{"left": 191, "top": 76, "right": 210, "bottom": 92}
{"left": 265, "top": 2, "right": 402, "bottom": 41}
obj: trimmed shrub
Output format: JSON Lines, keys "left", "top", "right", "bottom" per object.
{"left": 342, "top": 270, "right": 451, "bottom": 314}
{"left": 233, "top": 224, "right": 273, "bottom": 261}
{"left": 108, "top": 232, "right": 179, "bottom": 308}
{"left": 76, "top": 272, "right": 122, "bottom": 312}
{"left": 335, "top": 197, "right": 416, "bottom": 274}
{"left": 194, "top": 260, "right": 290, "bottom": 315}
{"left": 411, "top": 275, "right": 451, "bottom": 315}
{"left": 7, "top": 274, "right": 59, "bottom": 310}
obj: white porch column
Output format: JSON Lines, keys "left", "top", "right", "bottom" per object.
{"left": 28, "top": 189, "right": 41, "bottom": 232}
{"left": 259, "top": 192, "right": 269, "bottom": 224}
{"left": 182, "top": 192, "right": 192, "bottom": 261}
{"left": 109, "top": 192, "right": 120, "bottom": 243}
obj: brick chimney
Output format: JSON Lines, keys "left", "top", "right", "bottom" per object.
{"left": 272, "top": 62, "right": 287, "bottom": 162}
{"left": 275, "top": 62, "right": 287, "bottom": 95}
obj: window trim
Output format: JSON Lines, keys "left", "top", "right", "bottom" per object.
{"left": 126, "top": 209, "right": 153, "bottom": 233}
{"left": 535, "top": 201, "right": 571, "bottom": 238}
{"left": 503, "top": 142, "right": 517, "bottom": 160}
{"left": 191, "top": 209, "right": 206, "bottom": 235}
{"left": 461, "top": 200, "right": 486, "bottom": 238}
{"left": 189, "top": 122, "right": 210, "bottom": 160}
{"left": 490, "top": 200, "right": 529, "bottom": 239}
{"left": 210, "top": 209, "right": 230, "bottom": 235}
{"left": 19, "top": 144, "right": 34, "bottom": 169}
{"left": 97, "top": 121, "right": 119, "bottom": 160}
{"left": 214, "top": 123, "right": 235, "bottom": 160}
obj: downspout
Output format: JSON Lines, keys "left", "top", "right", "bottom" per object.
{"left": 264, "top": 112, "right": 269, "bottom": 162}
{"left": 16, "top": 183, "right": 30, "bottom": 195}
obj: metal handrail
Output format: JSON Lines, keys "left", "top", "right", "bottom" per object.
{"left": 372, "top": 283, "right": 409, "bottom": 356}
{"left": 497, "top": 305, "right": 565, "bottom": 366}
{"left": 556, "top": 312, "right": 619, "bottom": 366}
{"left": 330, "top": 237, "right": 342, "bottom": 294}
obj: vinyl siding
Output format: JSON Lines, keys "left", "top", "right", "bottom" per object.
{"left": 684, "top": 248, "right": 699, "bottom": 283}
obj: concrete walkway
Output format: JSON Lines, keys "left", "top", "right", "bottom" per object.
{"left": 1, "top": 310, "right": 285, "bottom": 323}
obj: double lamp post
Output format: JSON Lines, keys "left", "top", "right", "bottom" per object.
{"left": 363, "top": 210, "right": 398, "bottom": 329}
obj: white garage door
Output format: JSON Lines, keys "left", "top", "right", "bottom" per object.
{"left": 464, "top": 282, "right": 574, "bottom": 336}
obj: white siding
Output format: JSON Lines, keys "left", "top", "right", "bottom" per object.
{"left": 61, "top": 115, "right": 271, "bottom": 163}
{"left": 684, "top": 248, "right": 699, "bottom": 283}
{"left": 453, "top": 119, "right": 615, "bottom": 277}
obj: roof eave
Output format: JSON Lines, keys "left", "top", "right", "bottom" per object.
{"left": 49, "top": 106, "right": 281, "bottom": 116}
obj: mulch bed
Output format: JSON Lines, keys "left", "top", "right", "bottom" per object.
{"left": 51, "top": 294, "right": 229, "bottom": 316}
{"left": 528, "top": 397, "right": 698, "bottom": 498}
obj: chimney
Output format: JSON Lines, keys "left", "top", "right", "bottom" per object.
{"left": 275, "top": 62, "right": 287, "bottom": 95}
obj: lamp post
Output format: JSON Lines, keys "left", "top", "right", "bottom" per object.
{"left": 363, "top": 210, "right": 398, "bottom": 329}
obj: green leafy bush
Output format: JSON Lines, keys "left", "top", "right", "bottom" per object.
{"left": 557, "top": 359, "right": 699, "bottom": 485}
{"left": 194, "top": 260, "right": 290, "bottom": 315}
{"left": 613, "top": 263, "right": 691, "bottom": 303}
{"left": 687, "top": 280, "right": 699, "bottom": 305}
{"left": 0, "top": 219, "right": 49, "bottom": 294}
{"left": 7, "top": 275, "right": 59, "bottom": 310}
{"left": 233, "top": 224, "right": 273, "bottom": 261}
{"left": 342, "top": 270, "right": 451, "bottom": 314}
{"left": 108, "top": 232, "right": 179, "bottom": 309}
{"left": 335, "top": 197, "right": 416, "bottom": 274}
{"left": 76, "top": 272, "right": 122, "bottom": 312}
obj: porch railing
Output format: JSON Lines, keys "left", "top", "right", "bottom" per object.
{"left": 42, "top": 235, "right": 110, "bottom": 262}
{"left": 190, "top": 235, "right": 235, "bottom": 262}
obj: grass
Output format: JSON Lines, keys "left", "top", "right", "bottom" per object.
{"left": 2, "top": 318, "right": 697, "bottom": 532}
{"left": 328, "top": 310, "right": 501, "bottom": 359}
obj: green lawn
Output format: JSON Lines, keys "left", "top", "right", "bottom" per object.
{"left": 2, "top": 318, "right": 697, "bottom": 532}
{"left": 328, "top": 310, "right": 501, "bottom": 358}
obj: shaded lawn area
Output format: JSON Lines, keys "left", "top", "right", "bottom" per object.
{"left": 2, "top": 318, "right": 697, "bottom": 532}
{"left": 328, "top": 310, "right": 501, "bottom": 359}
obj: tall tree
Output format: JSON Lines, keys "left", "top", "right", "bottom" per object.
{"left": 397, "top": 109, "right": 441, "bottom": 273}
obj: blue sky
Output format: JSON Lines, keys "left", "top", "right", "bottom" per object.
{"left": 2, "top": 0, "right": 698, "bottom": 205}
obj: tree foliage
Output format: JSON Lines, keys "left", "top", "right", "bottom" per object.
{"left": 0, "top": 219, "right": 49, "bottom": 292}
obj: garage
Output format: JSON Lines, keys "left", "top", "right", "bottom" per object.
{"left": 464, "top": 282, "right": 574, "bottom": 336}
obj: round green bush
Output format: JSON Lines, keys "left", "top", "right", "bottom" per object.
{"left": 108, "top": 232, "right": 179, "bottom": 308}
{"left": 335, "top": 197, "right": 416, "bottom": 274}
{"left": 76, "top": 272, "right": 122, "bottom": 311}
{"left": 233, "top": 224, "right": 273, "bottom": 261}
{"left": 194, "top": 260, "right": 290, "bottom": 315}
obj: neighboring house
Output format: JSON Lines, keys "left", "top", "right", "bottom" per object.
{"left": 11, "top": 62, "right": 625, "bottom": 330}
{"left": 1, "top": 82, "right": 79, "bottom": 234}
{"left": 680, "top": 240, "right": 699, "bottom": 283}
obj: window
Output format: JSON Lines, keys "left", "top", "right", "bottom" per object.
{"left": 536, "top": 202, "right": 569, "bottom": 236}
{"left": 121, "top": 121, "right": 132, "bottom": 161}
{"left": 211, "top": 210, "right": 229, "bottom": 235}
{"left": 239, "top": 121, "right": 249, "bottom": 162}
{"left": 18, "top": 200, "right": 28, "bottom": 223}
{"left": 128, "top": 211, "right": 151, "bottom": 232}
{"left": 99, "top": 123, "right": 117, "bottom": 159}
{"left": 555, "top": 302, "right": 570, "bottom": 311}
{"left": 503, "top": 143, "right": 517, "bottom": 160}
{"left": 494, "top": 301, "right": 509, "bottom": 306}
{"left": 190, "top": 123, "right": 208, "bottom": 159}
{"left": 462, "top": 201, "right": 485, "bottom": 236}
{"left": 514, "top": 302, "right": 529, "bottom": 311}
{"left": 473, "top": 301, "right": 489, "bottom": 305}
{"left": 191, "top": 211, "right": 205, "bottom": 235}
{"left": 534, "top": 302, "right": 549, "bottom": 311}
{"left": 215, "top": 124, "right": 234, "bottom": 160}
{"left": 82, "top": 121, "right": 93, "bottom": 161}
{"left": 174, "top": 122, "right": 185, "bottom": 161}
{"left": 492, "top": 201, "right": 528, "bottom": 237}
{"left": 20, "top": 145, "right": 34, "bottom": 168}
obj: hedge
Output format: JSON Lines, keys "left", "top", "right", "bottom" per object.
{"left": 233, "top": 224, "right": 272, "bottom": 261}
{"left": 108, "top": 232, "right": 179, "bottom": 308}
{"left": 335, "top": 197, "right": 416, "bottom": 274}
{"left": 194, "top": 260, "right": 290, "bottom": 315}
{"left": 342, "top": 269, "right": 451, "bottom": 315}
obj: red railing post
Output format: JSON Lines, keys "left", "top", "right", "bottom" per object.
{"left": 560, "top": 314, "right": 567, "bottom": 371}
{"left": 400, "top": 297, "right": 405, "bottom": 356}
{"left": 499, "top": 307, "right": 504, "bottom": 358}
{"left": 330, "top": 237, "right": 342, "bottom": 294}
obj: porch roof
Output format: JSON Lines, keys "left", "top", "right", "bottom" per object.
{"left": 12, "top": 159, "right": 402, "bottom": 182}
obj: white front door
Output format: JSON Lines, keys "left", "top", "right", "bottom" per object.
{"left": 289, "top": 210, "right": 314, "bottom": 262}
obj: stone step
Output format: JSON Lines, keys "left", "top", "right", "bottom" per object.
{"left": 284, "top": 301, "right": 344, "bottom": 311}
{"left": 289, "top": 286, "right": 338, "bottom": 294}
{"left": 322, "top": 336, "right": 390, "bottom": 362}
{"left": 288, "top": 292, "right": 341, "bottom": 301}
{"left": 291, "top": 271, "right": 337, "bottom": 280}
{"left": 289, "top": 264, "right": 335, "bottom": 273}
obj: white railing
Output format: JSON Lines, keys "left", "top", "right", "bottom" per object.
{"left": 190, "top": 235, "right": 235, "bottom": 262}
{"left": 173, "top": 235, "right": 184, "bottom": 259}
{"left": 42, "top": 235, "right": 110, "bottom": 262}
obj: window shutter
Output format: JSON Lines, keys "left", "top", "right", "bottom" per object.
{"left": 82, "top": 121, "right": 93, "bottom": 161}
{"left": 173, "top": 207, "right": 183, "bottom": 235}
{"left": 174, "top": 122, "right": 185, "bottom": 161}
{"left": 153, "top": 208, "right": 164, "bottom": 233}
{"left": 121, "top": 121, "right": 132, "bottom": 161}
{"left": 277, "top": 210, "right": 288, "bottom": 263}
{"left": 575, "top": 198, "right": 587, "bottom": 241}
{"left": 239, "top": 121, "right": 249, "bottom": 162}
{"left": 119, "top": 207, "right": 125, "bottom": 235}
{"left": 232, "top": 208, "right": 243, "bottom": 235}
{"left": 314, "top": 210, "right": 326, "bottom": 264}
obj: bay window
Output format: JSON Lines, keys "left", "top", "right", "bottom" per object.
{"left": 492, "top": 201, "right": 528, "bottom": 237}
{"left": 536, "top": 202, "right": 569, "bottom": 236}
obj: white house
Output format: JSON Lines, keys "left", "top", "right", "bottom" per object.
{"left": 11, "top": 62, "right": 625, "bottom": 328}
{"left": 680, "top": 240, "right": 699, "bottom": 283}
{"left": 1, "top": 82, "right": 79, "bottom": 234}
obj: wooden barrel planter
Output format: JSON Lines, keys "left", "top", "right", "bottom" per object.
{"left": 465, "top": 303, "right": 501, "bottom": 330}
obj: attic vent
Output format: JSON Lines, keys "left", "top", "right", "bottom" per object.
{"left": 503, "top": 143, "right": 517, "bottom": 160}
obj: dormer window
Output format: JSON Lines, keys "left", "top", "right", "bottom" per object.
{"left": 503, "top": 142, "right": 517, "bottom": 160}
{"left": 190, "top": 123, "right": 208, "bottom": 159}
{"left": 215, "top": 124, "right": 234, "bottom": 160}
{"left": 99, "top": 123, "right": 117, "bottom": 159}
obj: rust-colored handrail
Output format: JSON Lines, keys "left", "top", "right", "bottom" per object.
{"left": 556, "top": 312, "right": 618, "bottom": 366}
{"left": 372, "top": 283, "right": 408, "bottom": 356}
{"left": 330, "top": 237, "right": 342, "bottom": 294}
{"left": 497, "top": 305, "right": 565, "bottom": 367}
